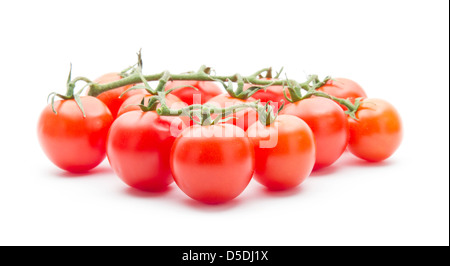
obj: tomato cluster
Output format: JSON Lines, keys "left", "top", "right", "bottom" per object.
{"left": 38, "top": 68, "right": 402, "bottom": 205}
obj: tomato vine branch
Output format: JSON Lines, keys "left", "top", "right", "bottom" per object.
{"left": 61, "top": 52, "right": 362, "bottom": 124}
{"left": 87, "top": 66, "right": 305, "bottom": 98}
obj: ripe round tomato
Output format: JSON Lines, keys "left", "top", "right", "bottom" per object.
{"left": 243, "top": 78, "right": 289, "bottom": 108}
{"left": 91, "top": 72, "right": 145, "bottom": 118}
{"left": 347, "top": 98, "right": 402, "bottom": 162}
{"left": 281, "top": 97, "right": 349, "bottom": 170}
{"left": 116, "top": 93, "right": 185, "bottom": 117}
{"left": 170, "top": 124, "right": 255, "bottom": 204}
{"left": 37, "top": 96, "right": 114, "bottom": 173}
{"left": 317, "top": 78, "right": 367, "bottom": 110}
{"left": 164, "top": 80, "right": 222, "bottom": 105}
{"left": 206, "top": 94, "right": 259, "bottom": 131}
{"left": 107, "top": 111, "right": 186, "bottom": 191}
{"left": 246, "top": 115, "right": 315, "bottom": 190}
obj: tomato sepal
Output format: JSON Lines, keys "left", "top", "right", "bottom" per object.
{"left": 47, "top": 64, "right": 93, "bottom": 118}
{"left": 344, "top": 97, "right": 364, "bottom": 120}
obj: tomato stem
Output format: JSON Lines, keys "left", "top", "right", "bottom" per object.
{"left": 60, "top": 51, "right": 363, "bottom": 123}
{"left": 155, "top": 97, "right": 262, "bottom": 126}
{"left": 87, "top": 66, "right": 300, "bottom": 97}
{"left": 87, "top": 67, "right": 360, "bottom": 122}
{"left": 47, "top": 65, "right": 92, "bottom": 117}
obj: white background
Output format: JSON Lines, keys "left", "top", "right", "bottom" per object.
{"left": 0, "top": 0, "right": 448, "bottom": 246}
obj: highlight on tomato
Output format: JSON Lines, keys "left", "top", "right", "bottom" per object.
{"left": 281, "top": 97, "right": 349, "bottom": 170}
{"left": 37, "top": 96, "right": 113, "bottom": 173}
{"left": 347, "top": 98, "right": 402, "bottom": 162}
{"left": 246, "top": 114, "right": 315, "bottom": 190}
{"left": 170, "top": 123, "right": 255, "bottom": 204}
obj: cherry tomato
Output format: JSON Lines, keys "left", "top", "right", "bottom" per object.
{"left": 347, "top": 98, "right": 402, "bottom": 162}
{"left": 281, "top": 97, "right": 349, "bottom": 170}
{"left": 246, "top": 115, "right": 315, "bottom": 190}
{"left": 37, "top": 97, "right": 113, "bottom": 173}
{"left": 170, "top": 124, "right": 255, "bottom": 204}
{"left": 116, "top": 93, "right": 185, "bottom": 117}
{"left": 318, "top": 78, "right": 367, "bottom": 110}
{"left": 206, "top": 94, "right": 259, "bottom": 131}
{"left": 91, "top": 73, "right": 144, "bottom": 118}
{"left": 164, "top": 80, "right": 222, "bottom": 105}
{"left": 107, "top": 111, "right": 186, "bottom": 191}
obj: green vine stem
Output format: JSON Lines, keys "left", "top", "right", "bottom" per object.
{"left": 156, "top": 100, "right": 261, "bottom": 126}
{"left": 61, "top": 53, "right": 361, "bottom": 122}
{"left": 87, "top": 65, "right": 293, "bottom": 97}
{"left": 152, "top": 94, "right": 284, "bottom": 127}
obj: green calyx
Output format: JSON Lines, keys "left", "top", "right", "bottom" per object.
{"left": 282, "top": 75, "right": 332, "bottom": 103}
{"left": 344, "top": 98, "right": 362, "bottom": 120}
{"left": 257, "top": 100, "right": 285, "bottom": 127}
{"left": 135, "top": 95, "right": 160, "bottom": 112}
{"left": 215, "top": 74, "right": 276, "bottom": 100}
{"left": 47, "top": 64, "right": 92, "bottom": 117}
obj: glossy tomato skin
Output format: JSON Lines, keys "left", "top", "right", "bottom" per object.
{"left": 246, "top": 115, "right": 315, "bottom": 190}
{"left": 170, "top": 124, "right": 255, "bottom": 204}
{"left": 206, "top": 94, "right": 259, "bottom": 131}
{"left": 107, "top": 111, "right": 186, "bottom": 191}
{"left": 243, "top": 78, "right": 289, "bottom": 108}
{"left": 348, "top": 98, "right": 402, "bottom": 162}
{"left": 164, "top": 80, "right": 222, "bottom": 105}
{"left": 37, "top": 97, "right": 113, "bottom": 173}
{"left": 281, "top": 97, "right": 349, "bottom": 170}
{"left": 92, "top": 73, "right": 145, "bottom": 118}
{"left": 318, "top": 78, "right": 367, "bottom": 110}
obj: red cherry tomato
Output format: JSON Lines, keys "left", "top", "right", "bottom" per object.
{"left": 91, "top": 73, "right": 145, "bottom": 118}
{"left": 37, "top": 97, "right": 113, "bottom": 173}
{"left": 348, "top": 98, "right": 402, "bottom": 162}
{"left": 318, "top": 78, "right": 367, "bottom": 110}
{"left": 164, "top": 80, "right": 222, "bottom": 105}
{"left": 206, "top": 94, "right": 259, "bottom": 131}
{"left": 281, "top": 97, "right": 349, "bottom": 170}
{"left": 170, "top": 124, "right": 255, "bottom": 204}
{"left": 116, "top": 93, "right": 185, "bottom": 117}
{"left": 243, "top": 78, "right": 289, "bottom": 108}
{"left": 107, "top": 111, "right": 186, "bottom": 191}
{"left": 246, "top": 115, "right": 315, "bottom": 190}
